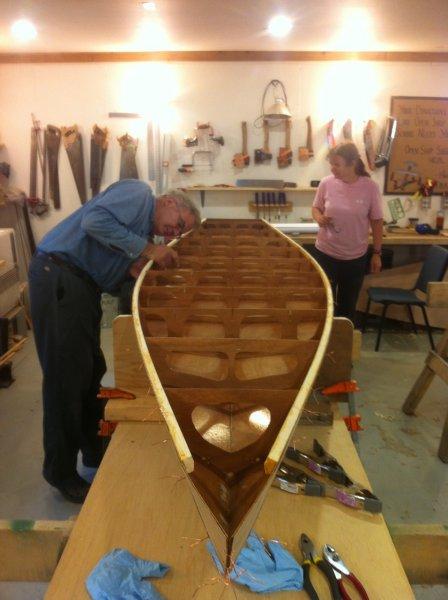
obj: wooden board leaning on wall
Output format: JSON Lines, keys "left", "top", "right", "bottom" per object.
{"left": 385, "top": 96, "right": 448, "bottom": 195}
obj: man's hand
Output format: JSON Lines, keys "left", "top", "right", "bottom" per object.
{"left": 129, "top": 257, "right": 149, "bottom": 278}
{"left": 142, "top": 243, "right": 179, "bottom": 269}
{"left": 370, "top": 254, "right": 382, "bottom": 274}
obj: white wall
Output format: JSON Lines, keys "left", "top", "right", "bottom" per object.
{"left": 1, "top": 60, "right": 447, "bottom": 242}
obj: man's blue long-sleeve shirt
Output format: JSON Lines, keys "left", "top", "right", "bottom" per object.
{"left": 38, "top": 179, "right": 155, "bottom": 292}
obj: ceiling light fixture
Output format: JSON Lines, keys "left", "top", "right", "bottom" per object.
{"left": 267, "top": 15, "right": 293, "bottom": 38}
{"left": 11, "top": 19, "right": 37, "bottom": 42}
{"left": 141, "top": 2, "right": 156, "bottom": 10}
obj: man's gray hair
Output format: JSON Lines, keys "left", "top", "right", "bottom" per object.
{"left": 159, "top": 189, "right": 202, "bottom": 228}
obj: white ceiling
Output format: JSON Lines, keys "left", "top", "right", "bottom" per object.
{"left": 1, "top": 0, "right": 448, "bottom": 53}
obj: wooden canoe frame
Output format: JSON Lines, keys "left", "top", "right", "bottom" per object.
{"left": 132, "top": 219, "right": 333, "bottom": 568}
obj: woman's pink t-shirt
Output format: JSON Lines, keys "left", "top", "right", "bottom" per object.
{"left": 312, "top": 175, "right": 383, "bottom": 260}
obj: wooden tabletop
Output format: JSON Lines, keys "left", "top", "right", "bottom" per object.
{"left": 291, "top": 229, "right": 448, "bottom": 246}
{"left": 46, "top": 419, "right": 413, "bottom": 599}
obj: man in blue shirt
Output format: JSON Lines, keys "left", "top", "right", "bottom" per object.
{"left": 28, "top": 179, "right": 200, "bottom": 503}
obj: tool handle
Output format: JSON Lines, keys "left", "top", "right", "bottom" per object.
{"left": 285, "top": 118, "right": 291, "bottom": 148}
{"left": 306, "top": 116, "right": 314, "bottom": 155}
{"left": 263, "top": 119, "right": 269, "bottom": 152}
{"left": 338, "top": 580, "right": 351, "bottom": 600}
{"left": 302, "top": 562, "right": 319, "bottom": 600}
{"left": 316, "top": 558, "right": 342, "bottom": 600}
{"left": 242, "top": 121, "right": 248, "bottom": 155}
{"left": 343, "top": 573, "right": 369, "bottom": 600}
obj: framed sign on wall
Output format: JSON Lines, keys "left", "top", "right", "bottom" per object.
{"left": 385, "top": 96, "right": 448, "bottom": 195}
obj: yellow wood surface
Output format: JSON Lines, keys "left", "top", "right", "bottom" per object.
{"left": 46, "top": 419, "right": 413, "bottom": 600}
{"left": 427, "top": 282, "right": 448, "bottom": 308}
{"left": 185, "top": 186, "right": 315, "bottom": 192}
{"left": 293, "top": 230, "right": 448, "bottom": 246}
{"left": 2, "top": 51, "right": 448, "bottom": 64}
{"left": 389, "top": 524, "right": 448, "bottom": 584}
{"left": 105, "top": 316, "right": 159, "bottom": 422}
{"left": 0, "top": 520, "right": 73, "bottom": 581}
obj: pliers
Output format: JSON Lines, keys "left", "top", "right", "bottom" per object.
{"left": 300, "top": 534, "right": 342, "bottom": 600}
{"left": 323, "top": 544, "right": 369, "bottom": 600}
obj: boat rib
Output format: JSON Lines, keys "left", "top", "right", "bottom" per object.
{"left": 132, "top": 218, "right": 333, "bottom": 570}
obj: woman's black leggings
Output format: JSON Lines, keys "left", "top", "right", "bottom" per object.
{"left": 312, "top": 247, "right": 368, "bottom": 323}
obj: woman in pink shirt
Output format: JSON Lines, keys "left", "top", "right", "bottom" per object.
{"left": 312, "top": 142, "right": 383, "bottom": 323}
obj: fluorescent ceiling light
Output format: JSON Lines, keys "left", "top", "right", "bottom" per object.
{"left": 141, "top": 2, "right": 156, "bottom": 10}
{"left": 11, "top": 19, "right": 37, "bottom": 42}
{"left": 267, "top": 15, "right": 293, "bottom": 38}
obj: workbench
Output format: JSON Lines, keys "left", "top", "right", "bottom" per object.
{"left": 46, "top": 418, "right": 413, "bottom": 599}
{"left": 44, "top": 317, "right": 414, "bottom": 599}
{"left": 289, "top": 229, "right": 448, "bottom": 246}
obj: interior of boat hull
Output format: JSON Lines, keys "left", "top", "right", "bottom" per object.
{"left": 135, "top": 219, "right": 331, "bottom": 568}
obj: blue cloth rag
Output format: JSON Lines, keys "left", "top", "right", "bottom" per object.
{"left": 207, "top": 531, "right": 303, "bottom": 594}
{"left": 86, "top": 548, "right": 169, "bottom": 600}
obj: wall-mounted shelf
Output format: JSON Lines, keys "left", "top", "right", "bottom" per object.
{"left": 181, "top": 185, "right": 316, "bottom": 206}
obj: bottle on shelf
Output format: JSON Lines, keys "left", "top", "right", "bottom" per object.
{"left": 436, "top": 210, "right": 445, "bottom": 231}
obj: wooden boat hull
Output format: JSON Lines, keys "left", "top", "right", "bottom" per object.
{"left": 132, "top": 219, "right": 333, "bottom": 570}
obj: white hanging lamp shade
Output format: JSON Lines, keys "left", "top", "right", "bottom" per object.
{"left": 265, "top": 98, "right": 292, "bottom": 120}
{"left": 262, "top": 79, "right": 292, "bottom": 121}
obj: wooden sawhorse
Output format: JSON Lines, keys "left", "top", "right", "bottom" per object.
{"left": 402, "top": 282, "right": 448, "bottom": 462}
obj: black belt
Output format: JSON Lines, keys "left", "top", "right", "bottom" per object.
{"left": 36, "top": 251, "right": 100, "bottom": 292}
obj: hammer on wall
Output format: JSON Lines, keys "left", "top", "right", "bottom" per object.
{"left": 232, "top": 121, "right": 250, "bottom": 168}
{"left": 254, "top": 120, "right": 272, "bottom": 164}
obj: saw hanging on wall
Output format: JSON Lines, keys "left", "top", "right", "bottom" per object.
{"left": 90, "top": 125, "right": 108, "bottom": 197}
{"left": 363, "top": 120, "right": 376, "bottom": 171}
{"left": 28, "top": 114, "right": 49, "bottom": 216}
{"left": 342, "top": 119, "right": 353, "bottom": 141}
{"left": 118, "top": 133, "right": 139, "bottom": 180}
{"left": 374, "top": 116, "right": 397, "bottom": 168}
{"left": 45, "top": 125, "right": 61, "bottom": 209}
{"left": 298, "top": 116, "right": 314, "bottom": 161}
{"left": 61, "top": 125, "right": 87, "bottom": 205}
{"left": 277, "top": 118, "right": 292, "bottom": 168}
{"left": 326, "top": 118, "right": 336, "bottom": 149}
{"left": 232, "top": 121, "right": 250, "bottom": 168}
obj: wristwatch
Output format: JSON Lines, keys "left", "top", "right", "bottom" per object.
{"left": 372, "top": 248, "right": 382, "bottom": 256}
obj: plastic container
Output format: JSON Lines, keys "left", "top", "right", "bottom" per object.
{"left": 436, "top": 210, "right": 445, "bottom": 231}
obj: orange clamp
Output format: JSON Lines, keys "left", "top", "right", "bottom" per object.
{"left": 97, "top": 387, "right": 136, "bottom": 400}
{"left": 343, "top": 415, "right": 363, "bottom": 432}
{"left": 322, "top": 380, "right": 360, "bottom": 396}
{"left": 98, "top": 419, "right": 117, "bottom": 437}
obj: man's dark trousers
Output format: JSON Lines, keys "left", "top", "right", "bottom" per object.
{"left": 29, "top": 254, "right": 106, "bottom": 486}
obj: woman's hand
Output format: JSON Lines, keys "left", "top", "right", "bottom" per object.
{"left": 370, "top": 254, "right": 382, "bottom": 274}
{"left": 316, "top": 214, "right": 333, "bottom": 228}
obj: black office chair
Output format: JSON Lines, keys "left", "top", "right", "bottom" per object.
{"left": 363, "top": 245, "right": 448, "bottom": 351}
